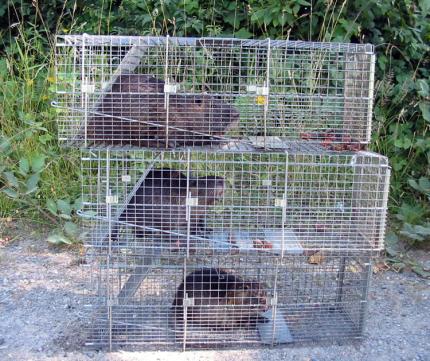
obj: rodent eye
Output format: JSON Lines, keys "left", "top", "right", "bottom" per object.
{"left": 195, "top": 97, "right": 202, "bottom": 105}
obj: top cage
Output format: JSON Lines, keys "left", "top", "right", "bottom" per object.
{"left": 54, "top": 35, "right": 375, "bottom": 150}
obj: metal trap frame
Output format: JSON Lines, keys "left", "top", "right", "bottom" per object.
{"left": 54, "top": 35, "right": 375, "bottom": 149}
{"left": 80, "top": 148, "right": 390, "bottom": 256}
{"left": 81, "top": 253, "right": 372, "bottom": 350}
{"left": 51, "top": 34, "right": 390, "bottom": 351}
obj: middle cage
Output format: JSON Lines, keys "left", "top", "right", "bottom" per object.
{"left": 80, "top": 147, "right": 390, "bottom": 255}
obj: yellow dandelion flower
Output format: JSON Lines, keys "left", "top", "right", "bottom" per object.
{"left": 256, "top": 95, "right": 266, "bottom": 105}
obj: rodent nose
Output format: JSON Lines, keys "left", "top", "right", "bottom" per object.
{"left": 261, "top": 301, "right": 269, "bottom": 311}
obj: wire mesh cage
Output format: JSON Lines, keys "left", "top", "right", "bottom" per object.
{"left": 54, "top": 35, "right": 375, "bottom": 150}
{"left": 82, "top": 253, "right": 372, "bottom": 350}
{"left": 80, "top": 148, "right": 390, "bottom": 255}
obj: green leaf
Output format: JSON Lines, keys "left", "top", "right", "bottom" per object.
{"left": 46, "top": 199, "right": 57, "bottom": 215}
{"left": 399, "top": 223, "right": 427, "bottom": 241}
{"left": 2, "top": 188, "right": 18, "bottom": 198}
{"left": 30, "top": 154, "right": 46, "bottom": 173}
{"left": 64, "top": 221, "right": 79, "bottom": 237}
{"left": 385, "top": 231, "right": 400, "bottom": 257}
{"left": 419, "top": 101, "right": 430, "bottom": 122}
{"left": 19, "top": 158, "right": 30, "bottom": 175}
{"left": 38, "top": 133, "right": 53, "bottom": 145}
{"left": 411, "top": 265, "right": 430, "bottom": 278}
{"left": 72, "top": 196, "right": 83, "bottom": 211}
{"left": 394, "top": 137, "right": 412, "bottom": 149}
{"left": 4, "top": 171, "right": 19, "bottom": 188}
{"left": 0, "top": 138, "right": 11, "bottom": 154}
{"left": 224, "top": 13, "right": 238, "bottom": 27}
{"left": 414, "top": 224, "right": 430, "bottom": 236}
{"left": 416, "top": 79, "right": 429, "bottom": 97}
{"left": 46, "top": 233, "right": 73, "bottom": 245}
{"left": 79, "top": 210, "right": 97, "bottom": 218}
{"left": 392, "top": 159, "right": 407, "bottom": 171}
{"left": 408, "top": 177, "right": 430, "bottom": 195}
{"left": 234, "top": 28, "right": 253, "bottom": 39}
{"left": 57, "top": 199, "right": 72, "bottom": 216}
{"left": 25, "top": 173, "right": 40, "bottom": 194}
{"left": 396, "top": 203, "right": 426, "bottom": 224}
{"left": 419, "top": 0, "right": 430, "bottom": 14}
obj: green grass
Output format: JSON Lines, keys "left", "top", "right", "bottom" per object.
{"left": 0, "top": 24, "right": 81, "bottom": 241}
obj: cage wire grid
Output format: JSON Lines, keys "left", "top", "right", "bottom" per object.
{"left": 79, "top": 148, "right": 390, "bottom": 256}
{"left": 54, "top": 35, "right": 375, "bottom": 149}
{"left": 52, "top": 34, "right": 390, "bottom": 350}
{"left": 76, "top": 147, "right": 388, "bottom": 349}
{"left": 81, "top": 252, "right": 372, "bottom": 350}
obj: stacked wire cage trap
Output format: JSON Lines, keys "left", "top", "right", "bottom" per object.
{"left": 54, "top": 35, "right": 390, "bottom": 350}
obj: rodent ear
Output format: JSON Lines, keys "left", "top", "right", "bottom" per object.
{"left": 194, "top": 95, "right": 204, "bottom": 107}
{"left": 188, "top": 179, "right": 198, "bottom": 188}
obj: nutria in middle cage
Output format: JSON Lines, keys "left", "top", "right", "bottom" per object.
{"left": 86, "top": 74, "right": 240, "bottom": 148}
{"left": 171, "top": 268, "right": 269, "bottom": 330}
{"left": 110, "top": 168, "right": 225, "bottom": 243}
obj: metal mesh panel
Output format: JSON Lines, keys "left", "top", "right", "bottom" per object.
{"left": 81, "top": 253, "right": 371, "bottom": 350}
{"left": 80, "top": 149, "right": 389, "bottom": 254}
{"left": 55, "top": 35, "right": 375, "bottom": 149}
{"left": 55, "top": 34, "right": 389, "bottom": 351}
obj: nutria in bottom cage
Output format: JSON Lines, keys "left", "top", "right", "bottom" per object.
{"left": 171, "top": 267, "right": 269, "bottom": 330}
{"left": 83, "top": 254, "right": 371, "bottom": 350}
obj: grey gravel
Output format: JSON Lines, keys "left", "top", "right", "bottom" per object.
{"left": 0, "top": 236, "right": 429, "bottom": 361}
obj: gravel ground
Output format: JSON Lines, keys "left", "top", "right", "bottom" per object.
{"left": 0, "top": 223, "right": 429, "bottom": 361}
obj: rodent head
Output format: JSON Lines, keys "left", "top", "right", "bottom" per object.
{"left": 227, "top": 280, "right": 268, "bottom": 311}
{"left": 190, "top": 176, "right": 225, "bottom": 205}
{"left": 194, "top": 94, "right": 239, "bottom": 135}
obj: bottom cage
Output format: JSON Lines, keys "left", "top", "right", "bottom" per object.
{"left": 82, "top": 253, "right": 372, "bottom": 350}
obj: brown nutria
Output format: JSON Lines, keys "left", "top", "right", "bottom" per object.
{"left": 110, "top": 168, "right": 225, "bottom": 243}
{"left": 86, "top": 74, "right": 240, "bottom": 148}
{"left": 171, "top": 268, "right": 268, "bottom": 330}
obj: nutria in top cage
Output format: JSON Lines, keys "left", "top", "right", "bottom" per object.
{"left": 171, "top": 267, "right": 268, "bottom": 330}
{"left": 87, "top": 74, "right": 240, "bottom": 148}
{"left": 55, "top": 35, "right": 376, "bottom": 149}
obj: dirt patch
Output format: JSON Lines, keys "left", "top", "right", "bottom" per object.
{"left": 0, "top": 221, "right": 429, "bottom": 360}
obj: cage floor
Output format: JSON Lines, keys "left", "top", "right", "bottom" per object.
{"left": 87, "top": 227, "right": 379, "bottom": 257}
{"left": 73, "top": 138, "right": 360, "bottom": 154}
{"left": 85, "top": 303, "right": 362, "bottom": 350}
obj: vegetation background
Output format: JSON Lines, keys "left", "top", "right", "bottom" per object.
{"left": 0, "top": 1, "right": 429, "bottom": 269}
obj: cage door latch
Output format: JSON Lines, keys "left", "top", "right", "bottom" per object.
{"left": 105, "top": 195, "right": 118, "bottom": 204}
{"left": 246, "top": 84, "right": 269, "bottom": 96}
{"left": 269, "top": 295, "right": 278, "bottom": 306}
{"left": 275, "top": 198, "right": 286, "bottom": 208}
{"left": 186, "top": 197, "right": 199, "bottom": 206}
{"left": 183, "top": 295, "right": 195, "bottom": 307}
{"left": 81, "top": 81, "right": 95, "bottom": 94}
{"left": 164, "top": 83, "right": 178, "bottom": 94}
